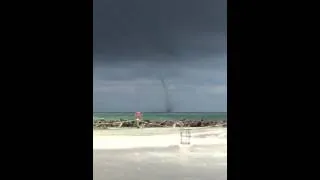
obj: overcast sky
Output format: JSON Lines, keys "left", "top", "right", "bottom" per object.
{"left": 93, "top": 0, "right": 227, "bottom": 112}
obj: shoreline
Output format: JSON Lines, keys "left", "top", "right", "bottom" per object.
{"left": 93, "top": 119, "right": 227, "bottom": 129}
{"left": 93, "top": 126, "right": 224, "bottom": 135}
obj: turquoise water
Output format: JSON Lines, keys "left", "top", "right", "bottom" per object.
{"left": 93, "top": 112, "right": 227, "bottom": 121}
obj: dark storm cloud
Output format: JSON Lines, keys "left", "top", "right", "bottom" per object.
{"left": 93, "top": 56, "right": 226, "bottom": 82}
{"left": 93, "top": 0, "right": 227, "bottom": 112}
{"left": 93, "top": 0, "right": 226, "bottom": 57}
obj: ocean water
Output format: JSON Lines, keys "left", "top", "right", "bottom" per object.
{"left": 93, "top": 112, "right": 227, "bottom": 121}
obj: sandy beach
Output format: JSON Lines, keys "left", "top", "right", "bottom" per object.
{"left": 93, "top": 127, "right": 227, "bottom": 180}
{"left": 93, "top": 127, "right": 226, "bottom": 149}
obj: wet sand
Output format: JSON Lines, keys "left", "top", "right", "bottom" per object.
{"left": 93, "top": 127, "right": 227, "bottom": 180}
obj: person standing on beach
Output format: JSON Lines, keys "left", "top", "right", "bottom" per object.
{"left": 135, "top": 112, "right": 142, "bottom": 128}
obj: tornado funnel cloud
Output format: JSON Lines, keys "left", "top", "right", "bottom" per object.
{"left": 160, "top": 77, "right": 173, "bottom": 113}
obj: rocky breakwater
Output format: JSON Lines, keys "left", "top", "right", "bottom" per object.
{"left": 93, "top": 119, "right": 227, "bottom": 129}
